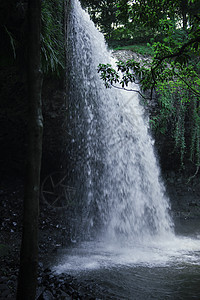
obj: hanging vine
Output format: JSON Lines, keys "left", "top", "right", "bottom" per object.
{"left": 151, "top": 77, "right": 200, "bottom": 171}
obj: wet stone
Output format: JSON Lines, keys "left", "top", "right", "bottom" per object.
{"left": 0, "top": 277, "right": 8, "bottom": 283}
{"left": 1, "top": 289, "right": 11, "bottom": 298}
{"left": 66, "top": 285, "right": 74, "bottom": 295}
{"left": 41, "top": 290, "right": 54, "bottom": 300}
{"left": 60, "top": 290, "right": 70, "bottom": 297}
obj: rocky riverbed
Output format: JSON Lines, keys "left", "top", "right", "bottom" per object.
{"left": 0, "top": 177, "right": 107, "bottom": 299}
{"left": 1, "top": 172, "right": 200, "bottom": 299}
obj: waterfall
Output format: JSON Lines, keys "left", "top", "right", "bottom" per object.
{"left": 66, "top": 0, "right": 174, "bottom": 244}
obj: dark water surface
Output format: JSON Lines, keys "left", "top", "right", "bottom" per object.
{"left": 76, "top": 263, "right": 200, "bottom": 299}
{"left": 54, "top": 219, "right": 200, "bottom": 300}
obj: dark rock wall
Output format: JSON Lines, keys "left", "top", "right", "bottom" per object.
{"left": 0, "top": 70, "right": 67, "bottom": 182}
{"left": 0, "top": 66, "right": 27, "bottom": 181}
{"left": 41, "top": 78, "right": 67, "bottom": 179}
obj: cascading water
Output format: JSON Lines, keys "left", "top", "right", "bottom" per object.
{"left": 66, "top": 0, "right": 173, "bottom": 243}
{"left": 54, "top": 2, "right": 200, "bottom": 298}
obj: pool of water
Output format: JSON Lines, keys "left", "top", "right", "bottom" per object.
{"left": 53, "top": 219, "right": 200, "bottom": 299}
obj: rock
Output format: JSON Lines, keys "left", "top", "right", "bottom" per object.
{"left": 36, "top": 287, "right": 46, "bottom": 299}
{"left": 65, "top": 285, "right": 74, "bottom": 296}
{"left": 41, "top": 290, "right": 54, "bottom": 300}
{"left": 0, "top": 284, "right": 8, "bottom": 289}
{"left": 60, "top": 290, "right": 71, "bottom": 298}
{"left": 1, "top": 289, "right": 11, "bottom": 298}
{"left": 189, "top": 202, "right": 197, "bottom": 207}
{"left": 10, "top": 275, "right": 17, "bottom": 281}
{"left": 195, "top": 183, "right": 200, "bottom": 196}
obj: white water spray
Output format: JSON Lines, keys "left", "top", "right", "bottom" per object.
{"left": 67, "top": 0, "right": 174, "bottom": 243}
{"left": 54, "top": 3, "right": 200, "bottom": 287}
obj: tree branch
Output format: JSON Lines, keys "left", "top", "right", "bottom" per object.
{"left": 174, "top": 71, "right": 200, "bottom": 97}
{"left": 155, "top": 36, "right": 200, "bottom": 65}
{"left": 111, "top": 84, "right": 152, "bottom": 100}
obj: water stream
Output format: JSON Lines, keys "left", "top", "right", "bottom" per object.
{"left": 54, "top": 0, "right": 200, "bottom": 298}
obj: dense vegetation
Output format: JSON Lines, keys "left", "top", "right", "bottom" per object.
{"left": 0, "top": 0, "right": 65, "bottom": 77}
{"left": 82, "top": 0, "right": 200, "bottom": 174}
{"left": 41, "top": 0, "right": 65, "bottom": 76}
{"left": 1, "top": 0, "right": 199, "bottom": 175}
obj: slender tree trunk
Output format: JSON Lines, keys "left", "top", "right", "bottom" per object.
{"left": 65, "top": 0, "right": 71, "bottom": 107}
{"left": 63, "top": 0, "right": 67, "bottom": 107}
{"left": 17, "top": 0, "right": 43, "bottom": 299}
{"left": 180, "top": 0, "right": 188, "bottom": 30}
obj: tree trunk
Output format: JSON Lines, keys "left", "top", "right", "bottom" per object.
{"left": 16, "top": 0, "right": 43, "bottom": 299}
{"left": 65, "top": 0, "right": 71, "bottom": 107}
{"left": 180, "top": 0, "right": 188, "bottom": 30}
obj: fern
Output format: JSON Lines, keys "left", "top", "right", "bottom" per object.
{"left": 41, "top": 0, "right": 65, "bottom": 76}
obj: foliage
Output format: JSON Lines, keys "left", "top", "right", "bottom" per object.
{"left": 125, "top": 0, "right": 200, "bottom": 30}
{"left": 81, "top": 0, "right": 200, "bottom": 45}
{"left": 41, "top": 0, "right": 65, "bottom": 76}
{"left": 0, "top": 0, "right": 65, "bottom": 77}
{"left": 151, "top": 82, "right": 200, "bottom": 169}
{"left": 80, "top": 0, "right": 148, "bottom": 45}
{"left": 80, "top": 0, "right": 118, "bottom": 40}
{"left": 97, "top": 0, "right": 200, "bottom": 170}
{"left": 0, "top": 0, "right": 23, "bottom": 66}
